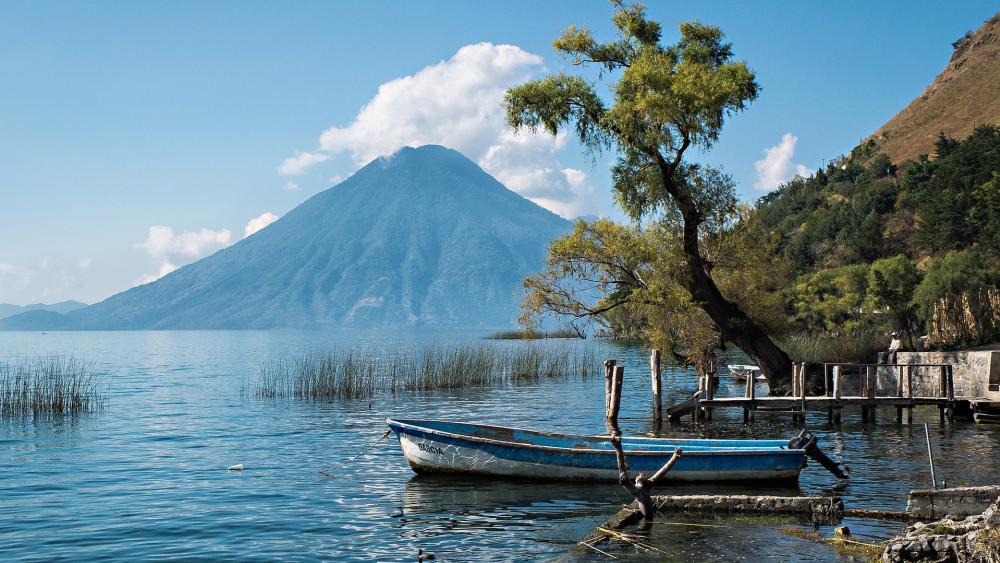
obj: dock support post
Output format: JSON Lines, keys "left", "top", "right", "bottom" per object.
{"left": 833, "top": 366, "right": 842, "bottom": 400}
{"left": 946, "top": 366, "right": 955, "bottom": 421}
{"left": 867, "top": 365, "right": 877, "bottom": 422}
{"left": 938, "top": 365, "right": 947, "bottom": 424}
{"left": 832, "top": 366, "right": 843, "bottom": 424}
{"left": 650, "top": 349, "right": 662, "bottom": 423}
{"left": 604, "top": 360, "right": 616, "bottom": 419}
{"left": 897, "top": 364, "right": 904, "bottom": 422}
{"left": 861, "top": 366, "right": 869, "bottom": 423}
{"left": 799, "top": 363, "right": 807, "bottom": 421}
{"left": 791, "top": 364, "right": 800, "bottom": 422}
{"left": 605, "top": 362, "right": 623, "bottom": 423}
{"left": 906, "top": 365, "right": 914, "bottom": 423}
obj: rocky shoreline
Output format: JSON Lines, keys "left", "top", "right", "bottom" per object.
{"left": 883, "top": 497, "right": 1000, "bottom": 562}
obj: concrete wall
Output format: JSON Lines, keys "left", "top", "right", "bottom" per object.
{"left": 906, "top": 485, "right": 1000, "bottom": 518}
{"left": 895, "top": 351, "right": 998, "bottom": 399}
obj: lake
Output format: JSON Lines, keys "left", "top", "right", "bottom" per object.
{"left": 1, "top": 330, "right": 998, "bottom": 561}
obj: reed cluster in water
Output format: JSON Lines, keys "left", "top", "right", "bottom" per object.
{"left": 485, "top": 328, "right": 582, "bottom": 340}
{"left": 779, "top": 332, "right": 884, "bottom": 364}
{"left": 0, "top": 357, "right": 107, "bottom": 419}
{"left": 246, "top": 344, "right": 598, "bottom": 400}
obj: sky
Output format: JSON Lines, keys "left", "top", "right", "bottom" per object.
{"left": 1, "top": 0, "right": 997, "bottom": 305}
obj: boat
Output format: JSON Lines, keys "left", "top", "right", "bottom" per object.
{"left": 728, "top": 364, "right": 767, "bottom": 382}
{"left": 387, "top": 418, "right": 831, "bottom": 482}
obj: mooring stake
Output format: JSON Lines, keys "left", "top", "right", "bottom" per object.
{"left": 924, "top": 422, "right": 937, "bottom": 489}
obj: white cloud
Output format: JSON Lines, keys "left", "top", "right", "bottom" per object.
{"left": 78, "top": 258, "right": 91, "bottom": 269}
{"left": 279, "top": 42, "right": 597, "bottom": 218}
{"left": 134, "top": 261, "right": 178, "bottom": 286}
{"left": 285, "top": 181, "right": 301, "bottom": 191}
{"left": 0, "top": 262, "right": 34, "bottom": 300}
{"left": 754, "top": 133, "right": 813, "bottom": 190}
{"left": 133, "top": 226, "right": 232, "bottom": 285}
{"left": 244, "top": 212, "right": 279, "bottom": 238}
{"left": 278, "top": 151, "right": 329, "bottom": 176}
{"left": 328, "top": 175, "right": 343, "bottom": 185}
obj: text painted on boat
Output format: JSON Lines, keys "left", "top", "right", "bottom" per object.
{"left": 417, "top": 443, "right": 444, "bottom": 455}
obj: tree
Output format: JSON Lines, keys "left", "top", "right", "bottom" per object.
{"left": 505, "top": 2, "right": 797, "bottom": 386}
{"left": 791, "top": 264, "right": 870, "bottom": 334}
{"left": 864, "top": 255, "right": 923, "bottom": 348}
{"left": 911, "top": 248, "right": 1000, "bottom": 347}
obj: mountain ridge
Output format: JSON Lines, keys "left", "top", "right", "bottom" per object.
{"left": 3, "top": 145, "right": 569, "bottom": 330}
{"left": 872, "top": 12, "right": 1000, "bottom": 163}
{"left": 0, "top": 300, "right": 87, "bottom": 320}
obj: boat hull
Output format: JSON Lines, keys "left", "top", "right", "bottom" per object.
{"left": 389, "top": 419, "right": 804, "bottom": 482}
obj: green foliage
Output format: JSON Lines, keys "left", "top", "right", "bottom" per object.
{"left": 758, "top": 125, "right": 1000, "bottom": 272}
{"left": 505, "top": 1, "right": 759, "bottom": 223}
{"left": 521, "top": 210, "right": 791, "bottom": 365}
{"left": 912, "top": 248, "right": 1000, "bottom": 328}
{"left": 864, "top": 255, "right": 923, "bottom": 341}
{"left": 507, "top": 2, "right": 791, "bottom": 371}
{"left": 790, "top": 264, "right": 870, "bottom": 333}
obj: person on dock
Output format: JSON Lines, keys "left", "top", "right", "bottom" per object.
{"left": 886, "top": 332, "right": 903, "bottom": 364}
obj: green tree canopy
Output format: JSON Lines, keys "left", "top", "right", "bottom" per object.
{"left": 864, "top": 255, "right": 923, "bottom": 346}
{"left": 506, "top": 1, "right": 795, "bottom": 385}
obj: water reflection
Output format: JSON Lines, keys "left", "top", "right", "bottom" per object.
{"left": 0, "top": 329, "right": 996, "bottom": 561}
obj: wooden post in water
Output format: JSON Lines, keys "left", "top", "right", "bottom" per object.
{"left": 650, "top": 349, "right": 662, "bottom": 422}
{"left": 832, "top": 365, "right": 843, "bottom": 424}
{"left": 705, "top": 371, "right": 714, "bottom": 421}
{"left": 603, "top": 360, "right": 616, "bottom": 418}
{"left": 791, "top": 364, "right": 800, "bottom": 422}
{"left": 897, "top": 364, "right": 904, "bottom": 422}
{"left": 799, "top": 363, "right": 808, "bottom": 419}
{"left": 824, "top": 364, "right": 833, "bottom": 422}
{"left": 946, "top": 365, "right": 955, "bottom": 421}
{"left": 867, "top": 365, "right": 877, "bottom": 422}
{"left": 608, "top": 365, "right": 624, "bottom": 422}
{"left": 938, "top": 365, "right": 947, "bottom": 424}
{"left": 906, "top": 365, "right": 914, "bottom": 423}
{"left": 862, "top": 365, "right": 870, "bottom": 423}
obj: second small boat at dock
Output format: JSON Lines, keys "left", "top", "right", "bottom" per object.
{"left": 387, "top": 419, "right": 846, "bottom": 482}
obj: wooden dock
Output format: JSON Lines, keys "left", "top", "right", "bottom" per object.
{"left": 666, "top": 361, "right": 994, "bottom": 424}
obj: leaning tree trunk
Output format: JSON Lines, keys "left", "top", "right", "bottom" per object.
{"left": 682, "top": 256, "right": 793, "bottom": 391}
{"left": 671, "top": 180, "right": 793, "bottom": 391}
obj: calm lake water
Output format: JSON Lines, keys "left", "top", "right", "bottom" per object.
{"left": 1, "top": 330, "right": 998, "bottom": 562}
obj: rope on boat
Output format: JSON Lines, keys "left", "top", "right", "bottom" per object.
{"left": 319, "top": 429, "right": 392, "bottom": 476}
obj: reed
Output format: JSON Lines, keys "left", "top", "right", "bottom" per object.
{"left": 245, "top": 344, "right": 598, "bottom": 400}
{"left": 486, "top": 328, "right": 582, "bottom": 340}
{"left": 0, "top": 357, "right": 107, "bottom": 419}
{"left": 779, "top": 332, "right": 884, "bottom": 364}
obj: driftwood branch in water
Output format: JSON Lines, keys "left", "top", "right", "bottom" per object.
{"left": 610, "top": 435, "right": 682, "bottom": 520}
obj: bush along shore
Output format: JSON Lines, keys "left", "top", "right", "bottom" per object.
{"left": 0, "top": 357, "right": 107, "bottom": 419}
{"left": 244, "top": 344, "right": 598, "bottom": 400}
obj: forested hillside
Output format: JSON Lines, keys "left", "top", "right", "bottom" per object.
{"left": 756, "top": 126, "right": 1000, "bottom": 349}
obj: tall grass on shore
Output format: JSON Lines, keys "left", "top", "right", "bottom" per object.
{"left": 0, "top": 357, "right": 107, "bottom": 419}
{"left": 245, "top": 344, "right": 598, "bottom": 400}
{"left": 779, "top": 332, "right": 885, "bottom": 364}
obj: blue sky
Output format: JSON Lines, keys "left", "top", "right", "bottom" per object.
{"left": 1, "top": 1, "right": 996, "bottom": 305}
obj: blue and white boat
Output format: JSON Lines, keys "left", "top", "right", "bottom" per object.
{"left": 387, "top": 419, "right": 818, "bottom": 482}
